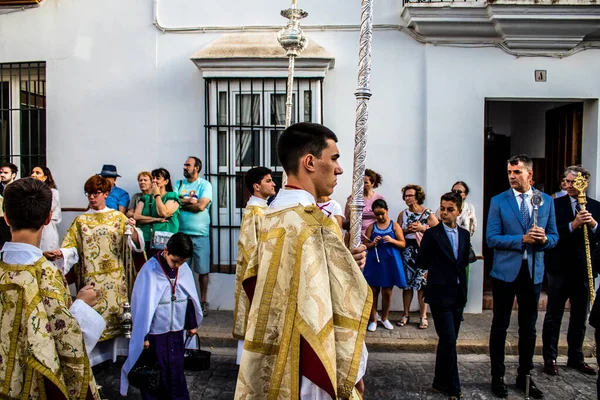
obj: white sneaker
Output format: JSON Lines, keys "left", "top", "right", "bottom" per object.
{"left": 376, "top": 312, "right": 382, "bottom": 322}
{"left": 381, "top": 319, "right": 394, "bottom": 330}
{"left": 367, "top": 322, "right": 377, "bottom": 332}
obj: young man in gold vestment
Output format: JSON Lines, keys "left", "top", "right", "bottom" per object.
{"left": 235, "top": 123, "right": 372, "bottom": 400}
{"left": 0, "top": 178, "right": 102, "bottom": 400}
{"left": 232, "top": 166, "right": 276, "bottom": 364}
{"left": 45, "top": 175, "right": 144, "bottom": 366}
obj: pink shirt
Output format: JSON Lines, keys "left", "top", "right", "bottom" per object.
{"left": 347, "top": 192, "right": 385, "bottom": 235}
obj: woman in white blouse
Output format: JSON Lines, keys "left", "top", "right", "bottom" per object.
{"left": 31, "top": 166, "right": 61, "bottom": 251}
{"left": 436, "top": 181, "right": 477, "bottom": 236}
{"left": 451, "top": 181, "right": 477, "bottom": 236}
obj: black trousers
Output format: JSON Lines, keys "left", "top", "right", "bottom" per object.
{"left": 542, "top": 272, "right": 590, "bottom": 364}
{"left": 595, "top": 328, "right": 600, "bottom": 400}
{"left": 431, "top": 304, "right": 464, "bottom": 396}
{"left": 489, "top": 260, "right": 541, "bottom": 377}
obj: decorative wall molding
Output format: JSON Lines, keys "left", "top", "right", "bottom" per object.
{"left": 190, "top": 33, "right": 335, "bottom": 78}
{"left": 402, "top": 1, "right": 600, "bottom": 53}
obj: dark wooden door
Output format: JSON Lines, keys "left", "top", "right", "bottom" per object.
{"left": 545, "top": 103, "right": 583, "bottom": 195}
{"left": 482, "top": 133, "right": 511, "bottom": 290}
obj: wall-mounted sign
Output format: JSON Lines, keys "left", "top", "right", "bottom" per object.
{"left": 535, "top": 70, "right": 547, "bottom": 82}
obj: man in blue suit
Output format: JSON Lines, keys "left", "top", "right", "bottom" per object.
{"left": 486, "top": 154, "right": 558, "bottom": 399}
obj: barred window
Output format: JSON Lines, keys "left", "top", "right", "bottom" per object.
{"left": 205, "top": 77, "right": 323, "bottom": 273}
{"left": 0, "top": 62, "right": 46, "bottom": 175}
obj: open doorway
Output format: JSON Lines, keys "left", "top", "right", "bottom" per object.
{"left": 482, "top": 100, "right": 584, "bottom": 293}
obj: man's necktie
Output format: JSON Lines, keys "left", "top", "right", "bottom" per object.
{"left": 520, "top": 193, "right": 530, "bottom": 227}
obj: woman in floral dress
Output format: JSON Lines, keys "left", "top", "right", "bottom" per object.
{"left": 397, "top": 184, "right": 438, "bottom": 329}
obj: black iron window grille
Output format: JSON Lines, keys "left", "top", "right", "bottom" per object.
{"left": 0, "top": 62, "right": 46, "bottom": 175}
{"left": 205, "top": 77, "right": 324, "bottom": 273}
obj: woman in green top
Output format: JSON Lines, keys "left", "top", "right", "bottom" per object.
{"left": 134, "top": 168, "right": 180, "bottom": 253}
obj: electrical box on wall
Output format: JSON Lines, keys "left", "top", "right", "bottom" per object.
{"left": 535, "top": 70, "right": 547, "bottom": 82}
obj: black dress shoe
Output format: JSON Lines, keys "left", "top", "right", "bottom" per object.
{"left": 567, "top": 361, "right": 598, "bottom": 375}
{"left": 432, "top": 380, "right": 449, "bottom": 395}
{"left": 516, "top": 375, "right": 544, "bottom": 399}
{"left": 543, "top": 359, "right": 559, "bottom": 375}
{"left": 491, "top": 376, "right": 508, "bottom": 398}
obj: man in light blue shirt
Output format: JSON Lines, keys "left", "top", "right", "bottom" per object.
{"left": 99, "top": 164, "right": 130, "bottom": 214}
{"left": 176, "top": 156, "right": 212, "bottom": 314}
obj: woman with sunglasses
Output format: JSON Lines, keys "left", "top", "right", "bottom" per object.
{"left": 438, "top": 181, "right": 477, "bottom": 237}
{"left": 134, "top": 168, "right": 181, "bottom": 254}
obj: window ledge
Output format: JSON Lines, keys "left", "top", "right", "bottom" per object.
{"left": 401, "top": 1, "right": 600, "bottom": 53}
{"left": 191, "top": 33, "right": 335, "bottom": 78}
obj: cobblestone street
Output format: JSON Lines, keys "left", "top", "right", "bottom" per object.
{"left": 95, "top": 350, "right": 597, "bottom": 399}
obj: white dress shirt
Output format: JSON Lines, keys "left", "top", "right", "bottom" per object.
{"left": 568, "top": 196, "right": 598, "bottom": 233}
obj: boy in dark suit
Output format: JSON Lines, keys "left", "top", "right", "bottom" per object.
{"left": 417, "top": 191, "right": 470, "bottom": 400}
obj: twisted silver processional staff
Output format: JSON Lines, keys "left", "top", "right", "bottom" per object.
{"left": 349, "top": 0, "right": 375, "bottom": 251}
{"left": 278, "top": 0, "right": 307, "bottom": 185}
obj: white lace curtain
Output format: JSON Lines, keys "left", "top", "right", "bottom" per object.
{"left": 236, "top": 94, "right": 260, "bottom": 126}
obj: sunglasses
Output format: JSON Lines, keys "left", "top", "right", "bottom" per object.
{"left": 453, "top": 189, "right": 464, "bottom": 195}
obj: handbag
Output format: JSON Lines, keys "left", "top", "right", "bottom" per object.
{"left": 151, "top": 229, "right": 174, "bottom": 250}
{"left": 413, "top": 209, "right": 431, "bottom": 246}
{"left": 183, "top": 333, "right": 211, "bottom": 371}
{"left": 468, "top": 244, "right": 477, "bottom": 263}
{"left": 128, "top": 348, "right": 162, "bottom": 391}
{"left": 148, "top": 196, "right": 174, "bottom": 250}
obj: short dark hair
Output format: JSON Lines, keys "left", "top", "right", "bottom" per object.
{"left": 507, "top": 154, "right": 533, "bottom": 170}
{"left": 32, "top": 166, "right": 57, "bottom": 189}
{"left": 166, "top": 233, "right": 194, "bottom": 258}
{"left": 564, "top": 165, "right": 591, "bottom": 181}
{"left": 245, "top": 167, "right": 272, "bottom": 193}
{"left": 188, "top": 156, "right": 202, "bottom": 172}
{"left": 1, "top": 162, "right": 18, "bottom": 175}
{"left": 372, "top": 198, "right": 388, "bottom": 211}
{"left": 152, "top": 168, "right": 174, "bottom": 192}
{"left": 85, "top": 175, "right": 111, "bottom": 194}
{"left": 440, "top": 191, "right": 463, "bottom": 211}
{"left": 451, "top": 181, "right": 469, "bottom": 196}
{"left": 365, "top": 169, "right": 383, "bottom": 189}
{"left": 3, "top": 178, "right": 52, "bottom": 231}
{"left": 276, "top": 123, "right": 338, "bottom": 175}
{"left": 402, "top": 184, "right": 426, "bottom": 205}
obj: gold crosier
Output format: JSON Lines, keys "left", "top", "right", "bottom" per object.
{"left": 572, "top": 172, "right": 595, "bottom": 305}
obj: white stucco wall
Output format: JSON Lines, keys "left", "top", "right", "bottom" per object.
{"left": 2, "top": 0, "right": 600, "bottom": 313}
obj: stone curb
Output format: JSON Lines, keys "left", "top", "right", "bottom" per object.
{"left": 198, "top": 331, "right": 595, "bottom": 357}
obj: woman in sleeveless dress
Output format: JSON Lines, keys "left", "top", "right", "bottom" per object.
{"left": 363, "top": 199, "right": 406, "bottom": 332}
{"left": 397, "top": 184, "right": 438, "bottom": 329}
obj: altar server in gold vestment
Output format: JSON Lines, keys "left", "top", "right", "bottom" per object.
{"left": 0, "top": 178, "right": 102, "bottom": 400}
{"left": 235, "top": 123, "right": 372, "bottom": 400}
{"left": 45, "top": 175, "right": 144, "bottom": 366}
{"left": 232, "top": 166, "right": 277, "bottom": 364}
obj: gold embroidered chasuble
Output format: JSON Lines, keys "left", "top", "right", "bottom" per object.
{"left": 233, "top": 204, "right": 267, "bottom": 340}
{"left": 0, "top": 257, "right": 100, "bottom": 400}
{"left": 235, "top": 205, "right": 372, "bottom": 400}
{"left": 62, "top": 210, "right": 135, "bottom": 341}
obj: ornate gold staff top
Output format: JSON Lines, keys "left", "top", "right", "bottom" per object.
{"left": 573, "top": 172, "right": 595, "bottom": 305}
{"left": 278, "top": 0, "right": 307, "bottom": 185}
